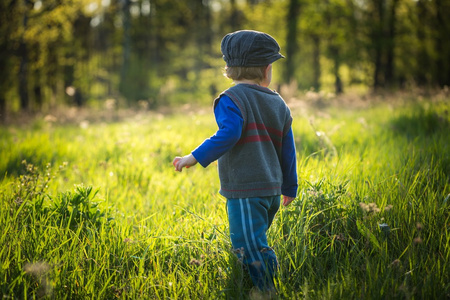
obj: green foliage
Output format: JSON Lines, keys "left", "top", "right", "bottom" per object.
{"left": 1, "top": 95, "right": 449, "bottom": 298}
{"left": 49, "top": 185, "right": 108, "bottom": 230}
{"left": 3, "top": 0, "right": 450, "bottom": 114}
{"left": 4, "top": 160, "right": 110, "bottom": 230}
{"left": 1, "top": 161, "right": 115, "bottom": 298}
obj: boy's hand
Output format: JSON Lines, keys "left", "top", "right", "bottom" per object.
{"left": 173, "top": 154, "right": 198, "bottom": 172}
{"left": 282, "top": 195, "right": 295, "bottom": 206}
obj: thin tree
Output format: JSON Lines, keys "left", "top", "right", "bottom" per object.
{"left": 384, "top": 0, "right": 399, "bottom": 87}
{"left": 0, "top": 0, "right": 20, "bottom": 121}
{"left": 434, "top": 0, "right": 450, "bottom": 87}
{"left": 285, "top": 0, "right": 300, "bottom": 84}
{"left": 372, "top": 0, "right": 385, "bottom": 89}
{"left": 119, "top": 0, "right": 131, "bottom": 102}
{"left": 18, "top": 0, "right": 32, "bottom": 111}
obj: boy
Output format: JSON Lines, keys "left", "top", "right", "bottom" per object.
{"left": 173, "top": 30, "right": 298, "bottom": 294}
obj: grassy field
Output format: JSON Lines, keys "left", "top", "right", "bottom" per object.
{"left": 1, "top": 93, "right": 449, "bottom": 299}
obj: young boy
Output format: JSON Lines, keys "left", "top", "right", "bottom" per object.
{"left": 173, "top": 30, "right": 298, "bottom": 293}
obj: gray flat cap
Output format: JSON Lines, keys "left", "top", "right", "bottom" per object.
{"left": 221, "top": 30, "right": 285, "bottom": 67}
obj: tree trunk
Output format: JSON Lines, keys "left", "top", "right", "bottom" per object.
{"left": 203, "top": 0, "right": 213, "bottom": 56}
{"left": 18, "top": 47, "right": 29, "bottom": 111}
{"left": 434, "top": 0, "right": 450, "bottom": 87}
{"left": 372, "top": 0, "right": 385, "bottom": 89}
{"left": 330, "top": 46, "right": 343, "bottom": 94}
{"left": 18, "top": 0, "right": 30, "bottom": 111}
{"left": 0, "top": 95, "right": 5, "bottom": 123}
{"left": 0, "top": 0, "right": 19, "bottom": 121}
{"left": 415, "top": 0, "right": 429, "bottom": 86}
{"left": 285, "top": 0, "right": 300, "bottom": 84}
{"left": 384, "top": 0, "right": 399, "bottom": 87}
{"left": 324, "top": 0, "right": 342, "bottom": 94}
{"left": 373, "top": 46, "right": 383, "bottom": 89}
{"left": 229, "top": 0, "right": 244, "bottom": 32}
{"left": 33, "top": 80, "right": 43, "bottom": 110}
{"left": 311, "top": 34, "right": 321, "bottom": 91}
{"left": 119, "top": 0, "right": 131, "bottom": 102}
{"left": 247, "top": 0, "right": 260, "bottom": 5}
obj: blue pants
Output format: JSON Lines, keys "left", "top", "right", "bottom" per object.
{"left": 227, "top": 196, "right": 280, "bottom": 291}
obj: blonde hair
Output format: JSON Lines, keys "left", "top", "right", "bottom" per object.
{"left": 224, "top": 66, "right": 267, "bottom": 84}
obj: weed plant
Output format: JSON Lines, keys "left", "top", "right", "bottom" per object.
{"left": 0, "top": 96, "right": 449, "bottom": 299}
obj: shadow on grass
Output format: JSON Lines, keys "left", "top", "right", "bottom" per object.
{"left": 222, "top": 254, "right": 254, "bottom": 299}
{"left": 390, "top": 105, "right": 449, "bottom": 139}
{"left": 389, "top": 104, "right": 450, "bottom": 176}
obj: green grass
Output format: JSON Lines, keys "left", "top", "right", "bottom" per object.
{"left": 1, "top": 95, "right": 449, "bottom": 299}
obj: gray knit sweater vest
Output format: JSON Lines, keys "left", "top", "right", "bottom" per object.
{"left": 214, "top": 84, "right": 292, "bottom": 198}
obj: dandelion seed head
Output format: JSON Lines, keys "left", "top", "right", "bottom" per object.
{"left": 389, "top": 259, "right": 401, "bottom": 268}
{"left": 359, "top": 202, "right": 369, "bottom": 212}
{"left": 189, "top": 258, "right": 202, "bottom": 266}
{"left": 24, "top": 262, "right": 53, "bottom": 297}
{"left": 24, "top": 262, "right": 50, "bottom": 276}
{"left": 335, "top": 233, "right": 347, "bottom": 241}
{"left": 416, "top": 222, "right": 423, "bottom": 231}
{"left": 359, "top": 202, "right": 381, "bottom": 213}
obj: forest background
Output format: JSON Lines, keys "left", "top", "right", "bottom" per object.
{"left": 1, "top": 0, "right": 450, "bottom": 119}
{"left": 1, "top": 1, "right": 450, "bottom": 298}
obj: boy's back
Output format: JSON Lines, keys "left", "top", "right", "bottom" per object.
{"left": 215, "top": 83, "right": 292, "bottom": 199}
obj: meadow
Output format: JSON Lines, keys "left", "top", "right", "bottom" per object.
{"left": 1, "top": 92, "right": 449, "bottom": 299}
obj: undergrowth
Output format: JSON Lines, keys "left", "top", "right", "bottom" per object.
{"left": 0, "top": 96, "right": 449, "bottom": 299}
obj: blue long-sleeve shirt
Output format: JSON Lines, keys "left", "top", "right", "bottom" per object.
{"left": 192, "top": 95, "right": 298, "bottom": 197}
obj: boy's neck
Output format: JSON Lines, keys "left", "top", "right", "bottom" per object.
{"left": 234, "top": 79, "right": 269, "bottom": 88}
{"left": 234, "top": 79, "right": 260, "bottom": 85}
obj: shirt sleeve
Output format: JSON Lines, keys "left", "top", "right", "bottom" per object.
{"left": 191, "top": 95, "right": 243, "bottom": 167}
{"left": 281, "top": 127, "right": 298, "bottom": 197}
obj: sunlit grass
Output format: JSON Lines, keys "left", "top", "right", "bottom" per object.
{"left": 1, "top": 96, "right": 449, "bottom": 298}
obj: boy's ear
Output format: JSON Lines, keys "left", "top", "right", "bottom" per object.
{"left": 264, "top": 64, "right": 272, "bottom": 77}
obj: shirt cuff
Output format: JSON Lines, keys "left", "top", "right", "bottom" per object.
{"left": 191, "top": 147, "right": 209, "bottom": 168}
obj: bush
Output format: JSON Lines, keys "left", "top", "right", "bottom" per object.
{"left": 0, "top": 161, "right": 112, "bottom": 298}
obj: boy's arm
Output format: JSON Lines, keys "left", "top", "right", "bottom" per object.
{"left": 281, "top": 127, "right": 298, "bottom": 206}
{"left": 173, "top": 95, "right": 243, "bottom": 172}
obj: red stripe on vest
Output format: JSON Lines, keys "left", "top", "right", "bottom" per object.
{"left": 246, "top": 123, "right": 283, "bottom": 137}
